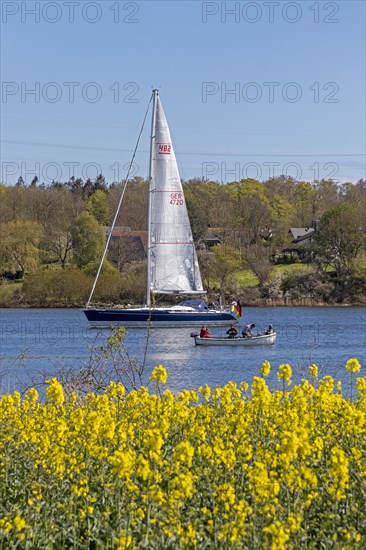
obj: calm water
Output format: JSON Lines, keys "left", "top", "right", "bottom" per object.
{"left": 0, "top": 307, "right": 365, "bottom": 394}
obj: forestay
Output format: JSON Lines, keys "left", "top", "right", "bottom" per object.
{"left": 149, "top": 96, "right": 204, "bottom": 295}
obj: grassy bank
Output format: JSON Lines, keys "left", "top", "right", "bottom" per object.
{"left": 1, "top": 260, "right": 365, "bottom": 308}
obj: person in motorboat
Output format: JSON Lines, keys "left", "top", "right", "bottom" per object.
{"left": 226, "top": 324, "right": 238, "bottom": 338}
{"left": 242, "top": 323, "right": 255, "bottom": 338}
{"left": 264, "top": 324, "right": 274, "bottom": 335}
{"left": 200, "top": 325, "right": 211, "bottom": 338}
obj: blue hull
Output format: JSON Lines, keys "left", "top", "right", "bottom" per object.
{"left": 84, "top": 308, "right": 237, "bottom": 328}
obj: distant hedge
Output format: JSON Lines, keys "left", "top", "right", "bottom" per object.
{"left": 22, "top": 269, "right": 92, "bottom": 307}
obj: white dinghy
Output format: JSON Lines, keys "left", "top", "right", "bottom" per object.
{"left": 191, "top": 333, "right": 277, "bottom": 347}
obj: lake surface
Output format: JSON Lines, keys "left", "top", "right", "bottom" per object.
{"left": 1, "top": 307, "right": 365, "bottom": 395}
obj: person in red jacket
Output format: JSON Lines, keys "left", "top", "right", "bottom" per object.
{"left": 200, "top": 325, "right": 211, "bottom": 338}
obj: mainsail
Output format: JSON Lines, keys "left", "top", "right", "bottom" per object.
{"left": 148, "top": 94, "right": 204, "bottom": 296}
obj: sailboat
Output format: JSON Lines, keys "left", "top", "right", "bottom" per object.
{"left": 84, "top": 90, "right": 239, "bottom": 328}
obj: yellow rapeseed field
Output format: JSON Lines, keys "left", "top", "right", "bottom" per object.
{"left": 0, "top": 359, "right": 365, "bottom": 549}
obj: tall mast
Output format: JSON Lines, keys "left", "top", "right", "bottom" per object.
{"left": 145, "top": 89, "right": 158, "bottom": 307}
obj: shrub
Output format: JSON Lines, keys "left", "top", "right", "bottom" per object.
{"left": 83, "top": 259, "right": 118, "bottom": 278}
{"left": 119, "top": 261, "right": 146, "bottom": 304}
{"left": 22, "top": 269, "right": 91, "bottom": 306}
{"left": 281, "top": 273, "right": 335, "bottom": 303}
{"left": 93, "top": 272, "right": 123, "bottom": 303}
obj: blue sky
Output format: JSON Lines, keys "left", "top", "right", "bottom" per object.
{"left": 1, "top": 0, "right": 365, "bottom": 185}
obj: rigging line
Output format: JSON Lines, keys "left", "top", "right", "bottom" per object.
{"left": 85, "top": 94, "right": 153, "bottom": 309}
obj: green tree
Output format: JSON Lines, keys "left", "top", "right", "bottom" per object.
{"left": 268, "top": 194, "right": 293, "bottom": 247}
{"left": 292, "top": 182, "right": 318, "bottom": 226}
{"left": 230, "top": 181, "right": 273, "bottom": 247}
{"left": 116, "top": 177, "right": 148, "bottom": 230}
{"left": 42, "top": 187, "right": 76, "bottom": 268}
{"left": 0, "top": 220, "right": 43, "bottom": 277}
{"left": 245, "top": 244, "right": 273, "bottom": 287}
{"left": 314, "top": 204, "right": 365, "bottom": 277}
{"left": 264, "top": 176, "right": 295, "bottom": 206}
{"left": 65, "top": 177, "right": 85, "bottom": 217}
{"left": 87, "top": 189, "right": 110, "bottom": 225}
{"left": 185, "top": 193, "right": 208, "bottom": 243}
{"left": 210, "top": 244, "right": 242, "bottom": 291}
{"left": 1, "top": 185, "right": 26, "bottom": 221}
{"left": 42, "top": 225, "right": 73, "bottom": 269}
{"left": 94, "top": 173, "right": 108, "bottom": 192}
{"left": 0, "top": 184, "right": 6, "bottom": 219}
{"left": 197, "top": 249, "right": 219, "bottom": 291}
{"left": 315, "top": 179, "right": 339, "bottom": 216}
{"left": 71, "top": 212, "right": 105, "bottom": 269}
{"left": 205, "top": 182, "right": 236, "bottom": 240}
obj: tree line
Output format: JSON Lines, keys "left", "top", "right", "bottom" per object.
{"left": 0, "top": 174, "right": 365, "bottom": 306}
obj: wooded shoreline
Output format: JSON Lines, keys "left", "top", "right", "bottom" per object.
{"left": 1, "top": 176, "right": 365, "bottom": 310}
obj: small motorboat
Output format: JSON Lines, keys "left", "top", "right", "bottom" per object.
{"left": 191, "top": 332, "right": 277, "bottom": 346}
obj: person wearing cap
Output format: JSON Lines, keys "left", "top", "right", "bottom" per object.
{"left": 264, "top": 324, "right": 274, "bottom": 335}
{"left": 226, "top": 324, "right": 238, "bottom": 338}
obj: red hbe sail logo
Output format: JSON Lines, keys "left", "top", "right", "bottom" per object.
{"left": 158, "top": 143, "right": 171, "bottom": 155}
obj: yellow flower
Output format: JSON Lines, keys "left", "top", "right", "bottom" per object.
{"left": 1, "top": 357, "right": 365, "bottom": 548}
{"left": 215, "top": 482, "right": 236, "bottom": 510}
{"left": 46, "top": 378, "right": 65, "bottom": 405}
{"left": 240, "top": 381, "right": 249, "bottom": 393}
{"left": 150, "top": 365, "right": 168, "bottom": 385}
{"left": 308, "top": 364, "right": 318, "bottom": 378}
{"left": 346, "top": 358, "right": 361, "bottom": 373}
{"left": 263, "top": 520, "right": 290, "bottom": 550}
{"left": 328, "top": 447, "right": 349, "bottom": 500}
{"left": 14, "top": 516, "right": 27, "bottom": 531}
{"left": 115, "top": 533, "right": 132, "bottom": 549}
{"left": 25, "top": 387, "right": 39, "bottom": 403}
{"left": 136, "top": 456, "right": 151, "bottom": 481}
{"left": 107, "top": 381, "right": 126, "bottom": 399}
{"left": 356, "top": 377, "right": 366, "bottom": 400}
{"left": 260, "top": 360, "right": 271, "bottom": 377}
{"left": 198, "top": 384, "right": 211, "bottom": 401}
{"left": 13, "top": 391, "right": 21, "bottom": 406}
{"left": 0, "top": 519, "right": 12, "bottom": 534}
{"left": 181, "top": 522, "right": 197, "bottom": 546}
{"left": 277, "top": 364, "right": 292, "bottom": 385}
{"left": 143, "top": 429, "right": 164, "bottom": 457}
{"left": 173, "top": 441, "right": 195, "bottom": 469}
{"left": 108, "top": 449, "right": 135, "bottom": 478}
{"left": 171, "top": 472, "right": 194, "bottom": 500}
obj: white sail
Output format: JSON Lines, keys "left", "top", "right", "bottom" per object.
{"left": 149, "top": 95, "right": 204, "bottom": 295}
